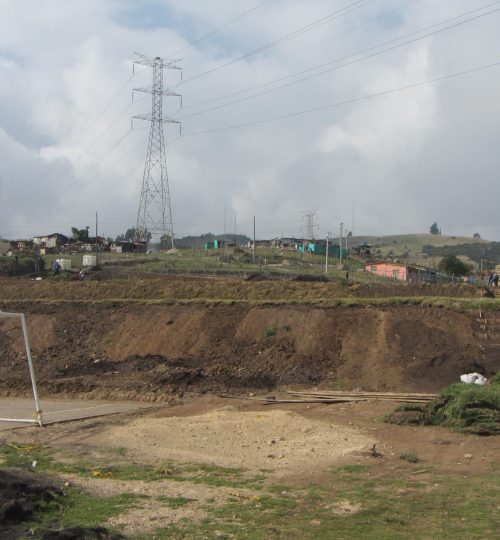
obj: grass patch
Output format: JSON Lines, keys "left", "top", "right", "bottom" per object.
{"left": 400, "top": 451, "right": 419, "bottom": 463}
{"left": 265, "top": 324, "right": 278, "bottom": 337}
{"left": 147, "top": 471, "right": 500, "bottom": 539}
{"left": 386, "top": 375, "right": 500, "bottom": 435}
{"left": 0, "top": 444, "right": 266, "bottom": 489}
{"left": 29, "top": 487, "right": 143, "bottom": 534}
{"left": 157, "top": 496, "right": 194, "bottom": 508}
{"left": 335, "top": 464, "right": 371, "bottom": 473}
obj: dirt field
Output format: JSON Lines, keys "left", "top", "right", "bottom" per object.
{"left": 2, "top": 397, "right": 498, "bottom": 538}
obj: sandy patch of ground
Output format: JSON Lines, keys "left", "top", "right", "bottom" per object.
{"left": 62, "top": 474, "right": 257, "bottom": 534}
{"left": 94, "top": 406, "right": 374, "bottom": 477}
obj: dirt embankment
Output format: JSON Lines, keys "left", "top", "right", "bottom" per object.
{"left": 0, "top": 275, "right": 480, "bottom": 303}
{"left": 0, "top": 300, "right": 492, "bottom": 400}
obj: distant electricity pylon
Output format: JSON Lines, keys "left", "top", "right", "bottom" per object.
{"left": 132, "top": 53, "right": 181, "bottom": 247}
{"left": 302, "top": 210, "right": 318, "bottom": 240}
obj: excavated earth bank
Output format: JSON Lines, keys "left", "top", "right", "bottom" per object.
{"left": 0, "top": 287, "right": 493, "bottom": 399}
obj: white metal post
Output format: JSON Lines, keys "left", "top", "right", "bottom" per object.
{"left": 0, "top": 311, "right": 43, "bottom": 427}
{"left": 20, "top": 314, "right": 43, "bottom": 427}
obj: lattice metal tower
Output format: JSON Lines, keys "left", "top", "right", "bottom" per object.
{"left": 302, "top": 210, "right": 318, "bottom": 240}
{"left": 133, "top": 53, "right": 181, "bottom": 247}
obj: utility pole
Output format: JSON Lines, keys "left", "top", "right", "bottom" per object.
{"left": 339, "top": 222, "right": 343, "bottom": 265}
{"left": 95, "top": 212, "right": 98, "bottom": 265}
{"left": 253, "top": 216, "right": 256, "bottom": 264}
{"left": 132, "top": 53, "right": 181, "bottom": 248}
{"left": 325, "top": 232, "right": 329, "bottom": 274}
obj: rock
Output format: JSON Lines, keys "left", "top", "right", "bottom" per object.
{"left": 464, "top": 453, "right": 473, "bottom": 459}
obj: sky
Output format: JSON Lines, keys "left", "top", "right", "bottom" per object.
{"left": 1, "top": 0, "right": 500, "bottom": 241}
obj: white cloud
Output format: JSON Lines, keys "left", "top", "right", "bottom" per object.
{"left": 0, "top": 0, "right": 499, "bottom": 241}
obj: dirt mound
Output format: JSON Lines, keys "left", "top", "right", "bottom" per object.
{"left": 0, "top": 468, "right": 61, "bottom": 537}
{"left": 94, "top": 407, "right": 374, "bottom": 476}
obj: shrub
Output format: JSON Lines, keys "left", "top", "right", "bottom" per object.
{"left": 0, "top": 253, "right": 45, "bottom": 276}
{"left": 400, "top": 451, "right": 419, "bottom": 463}
{"left": 386, "top": 375, "right": 500, "bottom": 436}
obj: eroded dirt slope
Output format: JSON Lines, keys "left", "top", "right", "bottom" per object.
{"left": 0, "top": 301, "right": 491, "bottom": 400}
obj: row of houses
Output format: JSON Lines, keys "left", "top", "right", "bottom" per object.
{"left": 8, "top": 233, "right": 146, "bottom": 256}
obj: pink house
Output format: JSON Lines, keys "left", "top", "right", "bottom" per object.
{"left": 365, "top": 262, "right": 409, "bottom": 281}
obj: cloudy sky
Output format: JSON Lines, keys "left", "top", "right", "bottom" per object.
{"left": 1, "top": 0, "right": 500, "bottom": 241}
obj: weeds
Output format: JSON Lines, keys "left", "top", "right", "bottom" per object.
{"left": 265, "top": 324, "right": 278, "bottom": 337}
{"left": 386, "top": 376, "right": 500, "bottom": 435}
{"left": 400, "top": 451, "right": 419, "bottom": 463}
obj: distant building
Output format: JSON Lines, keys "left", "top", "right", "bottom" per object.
{"left": 110, "top": 241, "right": 146, "bottom": 254}
{"left": 365, "top": 262, "right": 438, "bottom": 282}
{"left": 33, "top": 233, "right": 69, "bottom": 254}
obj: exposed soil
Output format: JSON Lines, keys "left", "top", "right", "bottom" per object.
{"left": 0, "top": 274, "right": 497, "bottom": 400}
{"left": 0, "top": 300, "right": 493, "bottom": 400}
{"left": 0, "top": 468, "right": 61, "bottom": 539}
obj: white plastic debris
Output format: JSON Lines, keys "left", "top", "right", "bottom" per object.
{"left": 460, "top": 372, "right": 487, "bottom": 385}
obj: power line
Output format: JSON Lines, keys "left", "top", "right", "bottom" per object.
{"left": 179, "top": 2, "right": 500, "bottom": 120}
{"left": 176, "top": 0, "right": 376, "bottom": 88}
{"left": 15, "top": 69, "right": 147, "bottom": 194}
{"left": 181, "top": 0, "right": 421, "bottom": 105}
{"left": 168, "top": 0, "right": 274, "bottom": 57}
{"left": 23, "top": 130, "right": 147, "bottom": 211}
{"left": 182, "top": 59, "right": 500, "bottom": 136}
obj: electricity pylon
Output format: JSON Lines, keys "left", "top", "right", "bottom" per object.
{"left": 132, "top": 53, "right": 181, "bottom": 247}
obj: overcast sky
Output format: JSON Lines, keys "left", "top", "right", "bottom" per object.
{"left": 1, "top": 0, "right": 499, "bottom": 241}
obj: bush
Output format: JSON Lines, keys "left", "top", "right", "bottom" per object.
{"left": 386, "top": 376, "right": 500, "bottom": 436}
{"left": 400, "top": 451, "right": 419, "bottom": 463}
{"left": 0, "top": 253, "right": 45, "bottom": 276}
{"left": 424, "top": 382, "right": 500, "bottom": 435}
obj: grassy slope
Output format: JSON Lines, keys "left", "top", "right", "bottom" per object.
{"left": 351, "top": 234, "right": 487, "bottom": 267}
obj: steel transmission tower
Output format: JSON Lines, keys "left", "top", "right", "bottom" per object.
{"left": 132, "top": 53, "right": 181, "bottom": 247}
{"left": 302, "top": 210, "right": 318, "bottom": 240}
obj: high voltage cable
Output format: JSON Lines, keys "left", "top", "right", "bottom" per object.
{"left": 179, "top": 2, "right": 500, "bottom": 120}
{"left": 181, "top": 0, "right": 421, "bottom": 104}
{"left": 61, "top": 135, "right": 182, "bottom": 213}
{"left": 26, "top": 130, "right": 148, "bottom": 211}
{"left": 168, "top": 0, "right": 274, "bottom": 57}
{"left": 180, "top": 0, "right": 475, "bottom": 110}
{"left": 23, "top": 69, "right": 146, "bottom": 190}
{"left": 176, "top": 0, "right": 376, "bottom": 88}
{"left": 182, "top": 60, "right": 500, "bottom": 136}
{"left": 9, "top": 96, "right": 149, "bottom": 206}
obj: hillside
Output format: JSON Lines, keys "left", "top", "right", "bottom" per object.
{"left": 349, "top": 234, "right": 492, "bottom": 268}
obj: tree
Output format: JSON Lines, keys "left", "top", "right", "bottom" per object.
{"left": 71, "top": 226, "right": 89, "bottom": 242}
{"left": 115, "top": 227, "right": 152, "bottom": 244}
{"left": 438, "top": 255, "right": 470, "bottom": 276}
{"left": 430, "top": 222, "right": 440, "bottom": 235}
{"left": 473, "top": 233, "right": 481, "bottom": 239}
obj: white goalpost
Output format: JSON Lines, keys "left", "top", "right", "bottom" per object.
{"left": 0, "top": 311, "right": 43, "bottom": 427}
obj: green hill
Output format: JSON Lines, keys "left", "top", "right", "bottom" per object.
{"left": 348, "top": 234, "right": 495, "bottom": 269}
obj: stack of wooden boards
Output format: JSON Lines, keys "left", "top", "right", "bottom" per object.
{"left": 220, "top": 390, "right": 438, "bottom": 404}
